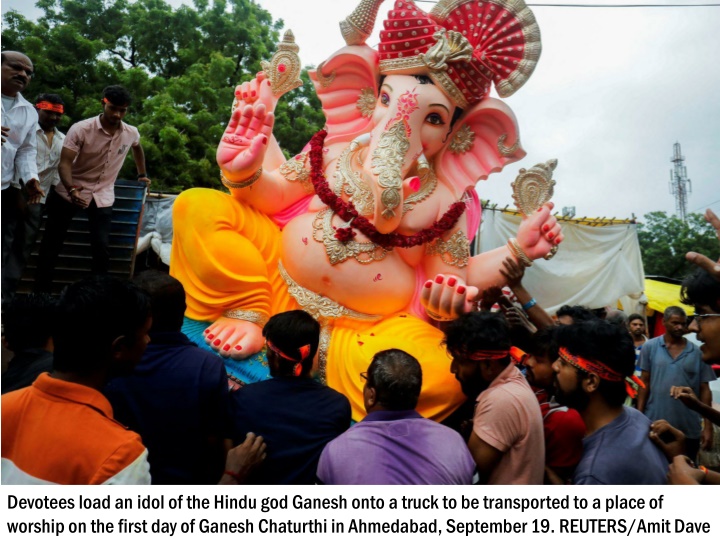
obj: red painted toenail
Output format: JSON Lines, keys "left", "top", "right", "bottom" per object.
{"left": 425, "top": 281, "right": 432, "bottom": 289}
{"left": 435, "top": 276, "right": 444, "bottom": 284}
{"left": 213, "top": 339, "right": 221, "bottom": 346}
{"left": 223, "top": 344, "right": 230, "bottom": 351}
{"left": 235, "top": 345, "right": 243, "bottom": 351}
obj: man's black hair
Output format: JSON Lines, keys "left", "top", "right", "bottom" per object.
{"left": 367, "top": 349, "right": 422, "bottom": 411}
{"left": 555, "top": 320, "right": 635, "bottom": 407}
{"left": 3, "top": 293, "right": 56, "bottom": 352}
{"left": 263, "top": 310, "right": 320, "bottom": 377}
{"left": 132, "top": 270, "right": 185, "bottom": 333}
{"left": 628, "top": 313, "right": 644, "bottom": 324}
{"left": 102, "top": 85, "right": 132, "bottom": 106}
{"left": 527, "top": 325, "right": 559, "bottom": 361}
{"left": 35, "top": 93, "right": 64, "bottom": 106}
{"left": 53, "top": 276, "right": 150, "bottom": 375}
{"left": 681, "top": 267, "right": 720, "bottom": 313}
{"left": 556, "top": 304, "right": 597, "bottom": 323}
{"left": 443, "top": 311, "right": 512, "bottom": 366}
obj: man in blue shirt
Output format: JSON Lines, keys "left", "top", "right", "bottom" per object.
{"left": 105, "top": 270, "right": 232, "bottom": 484}
{"left": 637, "top": 306, "right": 715, "bottom": 462}
{"left": 229, "top": 310, "right": 351, "bottom": 484}
{"left": 553, "top": 320, "right": 668, "bottom": 484}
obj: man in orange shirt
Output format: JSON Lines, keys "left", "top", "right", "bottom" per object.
{"left": 2, "top": 275, "right": 152, "bottom": 484}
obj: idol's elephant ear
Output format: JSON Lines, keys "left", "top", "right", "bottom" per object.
{"left": 436, "top": 98, "right": 526, "bottom": 199}
{"left": 309, "top": 45, "right": 380, "bottom": 145}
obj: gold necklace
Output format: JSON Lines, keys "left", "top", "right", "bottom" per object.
{"left": 312, "top": 208, "right": 390, "bottom": 265}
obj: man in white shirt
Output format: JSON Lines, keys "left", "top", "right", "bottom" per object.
{"left": 2, "top": 94, "right": 65, "bottom": 302}
{"left": 1, "top": 51, "right": 43, "bottom": 307}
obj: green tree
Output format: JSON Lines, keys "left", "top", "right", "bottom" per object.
{"left": 2, "top": 0, "right": 325, "bottom": 192}
{"left": 637, "top": 211, "right": 718, "bottom": 279}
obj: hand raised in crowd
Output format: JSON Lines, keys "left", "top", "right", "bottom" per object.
{"left": 502, "top": 302, "right": 537, "bottom": 335}
{"left": 219, "top": 432, "right": 267, "bottom": 485}
{"left": 670, "top": 385, "right": 701, "bottom": 411}
{"left": 24, "top": 178, "right": 45, "bottom": 205}
{"left": 1, "top": 125, "right": 9, "bottom": 146}
{"left": 686, "top": 208, "right": 720, "bottom": 280}
{"left": 649, "top": 419, "right": 686, "bottom": 461}
{"left": 667, "top": 455, "right": 705, "bottom": 485}
{"left": 499, "top": 256, "right": 525, "bottom": 291}
{"left": 478, "top": 285, "right": 503, "bottom": 312}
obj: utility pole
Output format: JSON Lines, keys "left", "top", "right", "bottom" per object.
{"left": 668, "top": 142, "right": 691, "bottom": 221}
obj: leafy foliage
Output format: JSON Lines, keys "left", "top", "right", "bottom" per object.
{"left": 637, "top": 211, "right": 718, "bottom": 279}
{"left": 2, "top": 0, "right": 326, "bottom": 192}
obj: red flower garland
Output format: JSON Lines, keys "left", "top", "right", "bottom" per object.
{"left": 309, "top": 130, "right": 466, "bottom": 250}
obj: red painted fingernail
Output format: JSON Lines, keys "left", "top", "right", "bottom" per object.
{"left": 548, "top": 232, "right": 554, "bottom": 240}
{"left": 555, "top": 237, "right": 561, "bottom": 245}
{"left": 251, "top": 91, "right": 256, "bottom": 97}
{"left": 266, "top": 80, "right": 272, "bottom": 86}
{"left": 207, "top": 334, "right": 214, "bottom": 340}
{"left": 235, "top": 345, "right": 243, "bottom": 351}
{"left": 243, "top": 92, "right": 247, "bottom": 98}
{"left": 223, "top": 344, "right": 231, "bottom": 351}
{"left": 262, "top": 136, "right": 268, "bottom": 145}
{"left": 408, "top": 176, "right": 420, "bottom": 192}
{"left": 542, "top": 224, "right": 550, "bottom": 232}
{"left": 457, "top": 286, "right": 466, "bottom": 294}
{"left": 213, "top": 339, "right": 221, "bottom": 346}
{"left": 424, "top": 281, "right": 433, "bottom": 289}
{"left": 235, "top": 90, "right": 241, "bottom": 97}
{"left": 435, "top": 276, "right": 444, "bottom": 284}
{"left": 447, "top": 277, "right": 457, "bottom": 287}
{"left": 204, "top": 328, "right": 210, "bottom": 334}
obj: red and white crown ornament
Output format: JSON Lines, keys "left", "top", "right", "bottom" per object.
{"left": 340, "top": 0, "right": 541, "bottom": 108}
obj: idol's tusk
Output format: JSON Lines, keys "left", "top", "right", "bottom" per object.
{"left": 349, "top": 133, "right": 371, "bottom": 152}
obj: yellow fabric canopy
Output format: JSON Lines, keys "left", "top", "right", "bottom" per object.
{"left": 644, "top": 278, "right": 691, "bottom": 315}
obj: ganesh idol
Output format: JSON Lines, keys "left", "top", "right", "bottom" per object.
{"left": 170, "top": 0, "right": 563, "bottom": 421}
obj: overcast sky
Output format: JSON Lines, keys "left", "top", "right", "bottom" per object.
{"left": 4, "top": 0, "right": 719, "bottom": 221}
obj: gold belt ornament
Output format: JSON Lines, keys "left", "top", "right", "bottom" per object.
{"left": 278, "top": 261, "right": 381, "bottom": 323}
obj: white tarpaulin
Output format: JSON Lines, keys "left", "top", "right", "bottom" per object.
{"left": 478, "top": 208, "right": 645, "bottom": 314}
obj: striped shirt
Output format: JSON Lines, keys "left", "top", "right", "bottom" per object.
{"left": 1, "top": 373, "right": 150, "bottom": 485}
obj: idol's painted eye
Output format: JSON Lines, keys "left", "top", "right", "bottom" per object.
{"left": 380, "top": 92, "right": 390, "bottom": 106}
{"left": 425, "top": 112, "right": 445, "bottom": 126}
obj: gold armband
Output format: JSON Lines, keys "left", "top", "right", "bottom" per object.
{"left": 507, "top": 237, "right": 533, "bottom": 268}
{"left": 220, "top": 168, "right": 263, "bottom": 190}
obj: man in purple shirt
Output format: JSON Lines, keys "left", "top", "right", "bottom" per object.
{"left": 317, "top": 349, "right": 475, "bottom": 485}
{"left": 35, "top": 85, "right": 149, "bottom": 291}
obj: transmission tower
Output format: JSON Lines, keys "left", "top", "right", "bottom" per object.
{"left": 668, "top": 142, "right": 691, "bottom": 221}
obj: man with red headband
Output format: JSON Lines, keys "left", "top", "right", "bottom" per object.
{"left": 2, "top": 94, "right": 65, "bottom": 303}
{"left": 444, "top": 311, "right": 544, "bottom": 484}
{"left": 228, "top": 310, "right": 351, "bottom": 484}
{"left": 35, "top": 85, "right": 149, "bottom": 292}
{"left": 552, "top": 320, "right": 667, "bottom": 484}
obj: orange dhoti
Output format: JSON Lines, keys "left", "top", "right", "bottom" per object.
{"left": 170, "top": 188, "right": 464, "bottom": 421}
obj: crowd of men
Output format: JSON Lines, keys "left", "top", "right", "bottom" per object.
{"left": 2, "top": 49, "right": 720, "bottom": 485}
{"left": 1, "top": 50, "right": 149, "bottom": 304}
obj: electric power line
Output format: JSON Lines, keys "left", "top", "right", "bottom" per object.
{"left": 415, "top": 1, "right": 720, "bottom": 6}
